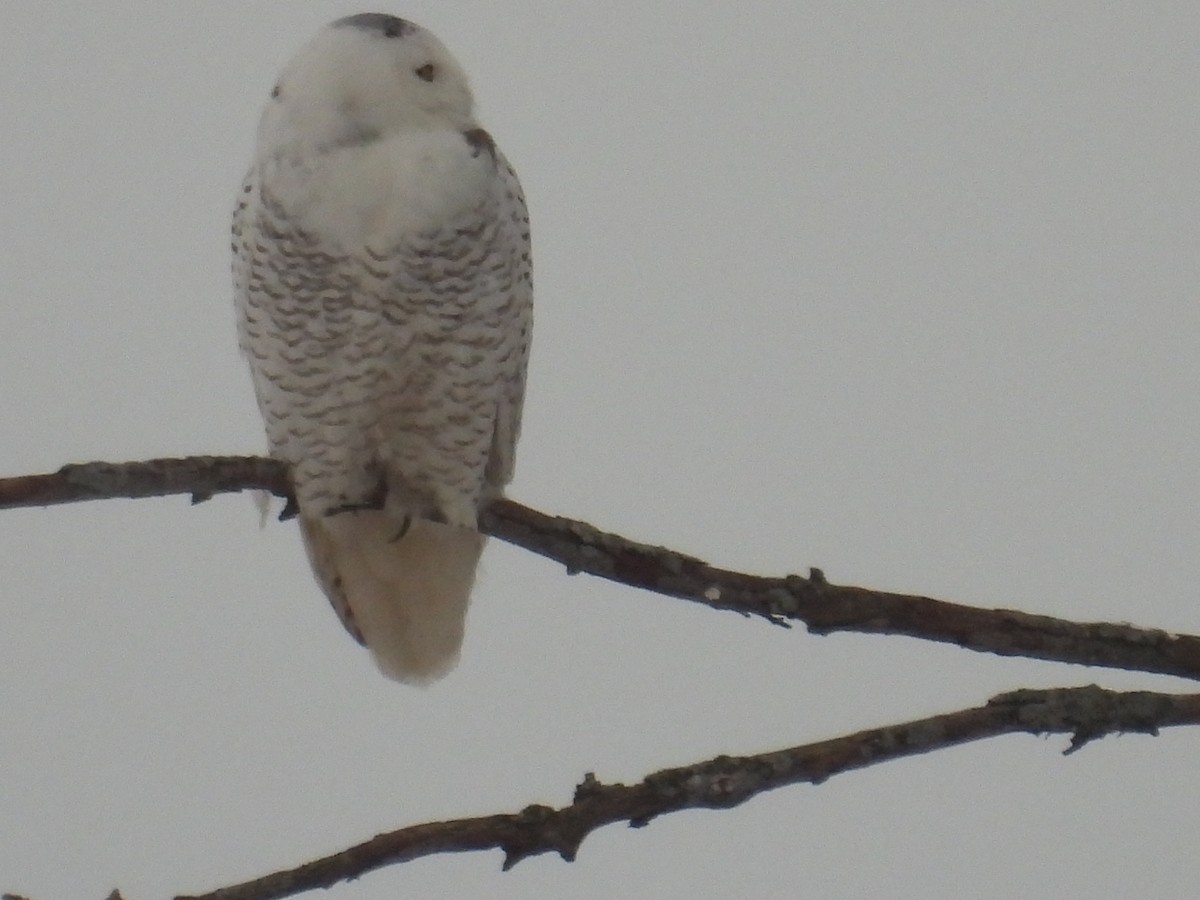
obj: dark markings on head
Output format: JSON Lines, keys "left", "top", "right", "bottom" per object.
{"left": 330, "top": 123, "right": 382, "bottom": 150}
{"left": 270, "top": 84, "right": 281, "bottom": 99}
{"left": 463, "top": 128, "right": 496, "bottom": 161}
{"left": 334, "top": 14, "right": 416, "bottom": 39}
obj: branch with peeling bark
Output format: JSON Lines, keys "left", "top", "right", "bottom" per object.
{"left": 165, "top": 685, "right": 1197, "bottom": 900}
{"left": 11, "top": 687, "right": 1197, "bottom": 900}
{"left": 2, "top": 455, "right": 1198, "bottom": 681}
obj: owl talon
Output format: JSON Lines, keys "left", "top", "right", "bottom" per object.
{"left": 278, "top": 495, "right": 300, "bottom": 521}
{"left": 389, "top": 515, "right": 413, "bottom": 542}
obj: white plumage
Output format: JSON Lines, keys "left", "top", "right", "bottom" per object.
{"left": 232, "top": 14, "right": 532, "bottom": 683}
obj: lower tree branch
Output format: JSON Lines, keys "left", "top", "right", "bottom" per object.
{"left": 1, "top": 455, "right": 1198, "bottom": 681}
{"left": 169, "top": 685, "right": 1200, "bottom": 900}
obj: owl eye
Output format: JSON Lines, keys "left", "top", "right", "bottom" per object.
{"left": 415, "top": 63, "right": 436, "bottom": 82}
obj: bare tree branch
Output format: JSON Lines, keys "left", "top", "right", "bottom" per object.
{"left": 2, "top": 455, "right": 1199, "bottom": 681}
{"left": 6, "top": 463, "right": 1200, "bottom": 898}
{"left": 3, "top": 887, "right": 125, "bottom": 900}
{"left": 162, "top": 685, "right": 1200, "bottom": 900}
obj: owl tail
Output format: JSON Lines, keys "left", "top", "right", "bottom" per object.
{"left": 299, "top": 512, "right": 485, "bottom": 683}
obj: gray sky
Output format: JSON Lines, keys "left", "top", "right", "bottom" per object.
{"left": 2, "top": 3, "right": 1198, "bottom": 898}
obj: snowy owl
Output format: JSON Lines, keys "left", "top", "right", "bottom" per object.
{"left": 232, "top": 14, "right": 532, "bottom": 683}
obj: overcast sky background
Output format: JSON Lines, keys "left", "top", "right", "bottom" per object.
{"left": 2, "top": 3, "right": 1198, "bottom": 898}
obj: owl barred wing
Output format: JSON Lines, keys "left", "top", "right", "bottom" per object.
{"left": 235, "top": 167, "right": 366, "bottom": 648}
{"left": 356, "top": 136, "right": 531, "bottom": 524}
{"left": 231, "top": 169, "right": 256, "bottom": 353}
{"left": 481, "top": 151, "right": 533, "bottom": 492}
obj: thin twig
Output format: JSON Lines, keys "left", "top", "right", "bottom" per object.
{"left": 171, "top": 685, "right": 1200, "bottom": 900}
{"left": 2, "top": 455, "right": 1198, "bottom": 681}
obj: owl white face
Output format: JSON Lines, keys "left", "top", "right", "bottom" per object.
{"left": 260, "top": 14, "right": 476, "bottom": 155}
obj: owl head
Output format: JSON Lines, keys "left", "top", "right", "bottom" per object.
{"left": 260, "top": 14, "right": 476, "bottom": 154}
